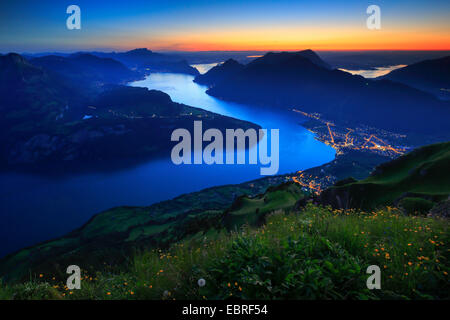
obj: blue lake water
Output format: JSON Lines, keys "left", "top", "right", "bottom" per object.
{"left": 0, "top": 70, "right": 335, "bottom": 257}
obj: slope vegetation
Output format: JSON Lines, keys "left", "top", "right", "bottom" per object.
{"left": 320, "top": 142, "right": 450, "bottom": 211}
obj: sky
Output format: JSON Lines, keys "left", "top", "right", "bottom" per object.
{"left": 0, "top": 0, "right": 449, "bottom": 53}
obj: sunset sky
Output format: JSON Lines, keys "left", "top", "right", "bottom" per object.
{"left": 1, "top": 0, "right": 449, "bottom": 52}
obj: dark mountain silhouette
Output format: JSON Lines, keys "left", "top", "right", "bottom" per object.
{"left": 91, "top": 48, "right": 200, "bottom": 75}
{"left": 90, "top": 85, "right": 183, "bottom": 117}
{"left": 206, "top": 51, "right": 450, "bottom": 136}
{"left": 378, "top": 56, "right": 450, "bottom": 100}
{"left": 0, "top": 53, "right": 80, "bottom": 126}
{"left": 296, "top": 49, "right": 332, "bottom": 69}
{"left": 29, "top": 53, "right": 141, "bottom": 94}
{"left": 194, "top": 59, "right": 244, "bottom": 86}
{"left": 249, "top": 50, "right": 331, "bottom": 69}
{"left": 194, "top": 50, "right": 331, "bottom": 87}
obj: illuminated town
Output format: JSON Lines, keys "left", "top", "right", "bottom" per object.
{"left": 288, "top": 109, "right": 411, "bottom": 194}
{"left": 292, "top": 109, "right": 408, "bottom": 157}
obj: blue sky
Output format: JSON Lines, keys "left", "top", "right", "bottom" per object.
{"left": 0, "top": 0, "right": 449, "bottom": 52}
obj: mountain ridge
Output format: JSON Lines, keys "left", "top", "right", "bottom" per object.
{"left": 90, "top": 48, "right": 200, "bottom": 75}
{"left": 378, "top": 55, "right": 450, "bottom": 100}
{"left": 0, "top": 54, "right": 259, "bottom": 168}
{"left": 204, "top": 50, "right": 450, "bottom": 137}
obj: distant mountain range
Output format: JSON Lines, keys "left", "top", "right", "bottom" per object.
{"left": 30, "top": 53, "right": 141, "bottom": 94}
{"left": 24, "top": 48, "right": 200, "bottom": 76}
{"left": 318, "top": 50, "right": 450, "bottom": 70}
{"left": 89, "top": 48, "right": 200, "bottom": 75}
{"left": 378, "top": 56, "right": 450, "bottom": 100}
{"left": 196, "top": 50, "right": 450, "bottom": 138}
{"left": 0, "top": 53, "right": 257, "bottom": 168}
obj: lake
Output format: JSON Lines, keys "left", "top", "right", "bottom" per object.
{"left": 338, "top": 65, "right": 407, "bottom": 78}
{"left": 0, "top": 67, "right": 335, "bottom": 257}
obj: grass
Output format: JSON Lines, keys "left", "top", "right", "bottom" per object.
{"left": 324, "top": 142, "right": 450, "bottom": 209}
{"left": 0, "top": 177, "right": 287, "bottom": 282}
{"left": 0, "top": 204, "right": 448, "bottom": 300}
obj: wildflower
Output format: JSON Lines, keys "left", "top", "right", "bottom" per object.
{"left": 107, "top": 292, "right": 111, "bottom": 295}
{"left": 198, "top": 278, "right": 206, "bottom": 287}
{"left": 39, "top": 274, "right": 43, "bottom": 278}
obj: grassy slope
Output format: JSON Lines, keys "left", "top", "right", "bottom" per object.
{"left": 224, "top": 183, "right": 304, "bottom": 228}
{"left": 0, "top": 177, "right": 293, "bottom": 282}
{"left": 1, "top": 143, "right": 449, "bottom": 299}
{"left": 0, "top": 204, "right": 448, "bottom": 300}
{"left": 320, "top": 142, "right": 450, "bottom": 210}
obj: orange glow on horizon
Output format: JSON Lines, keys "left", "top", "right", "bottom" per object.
{"left": 127, "top": 40, "right": 450, "bottom": 52}
{"left": 120, "top": 26, "right": 450, "bottom": 52}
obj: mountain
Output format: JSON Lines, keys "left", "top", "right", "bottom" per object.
{"left": 91, "top": 48, "right": 200, "bottom": 75}
{"left": 0, "top": 54, "right": 259, "bottom": 168}
{"left": 0, "top": 53, "right": 85, "bottom": 165}
{"left": 249, "top": 50, "right": 331, "bottom": 70}
{"left": 194, "top": 59, "right": 244, "bottom": 86}
{"left": 318, "top": 51, "right": 450, "bottom": 70}
{"left": 205, "top": 51, "right": 450, "bottom": 137}
{"left": 29, "top": 53, "right": 141, "bottom": 94}
{"left": 194, "top": 50, "right": 331, "bottom": 87}
{"left": 0, "top": 53, "right": 81, "bottom": 128}
{"left": 378, "top": 56, "right": 450, "bottom": 100}
{"left": 90, "top": 85, "right": 183, "bottom": 116}
{"left": 296, "top": 49, "right": 332, "bottom": 69}
{"left": 4, "top": 85, "right": 260, "bottom": 167}
{"left": 319, "top": 141, "right": 450, "bottom": 212}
